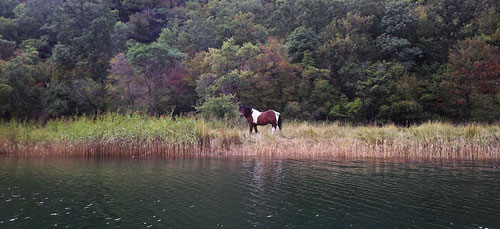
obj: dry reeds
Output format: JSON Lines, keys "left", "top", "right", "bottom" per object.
{"left": 1, "top": 115, "right": 499, "bottom": 160}
{"left": 221, "top": 121, "right": 500, "bottom": 160}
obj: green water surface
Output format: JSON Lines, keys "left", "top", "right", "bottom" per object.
{"left": 1, "top": 156, "right": 499, "bottom": 228}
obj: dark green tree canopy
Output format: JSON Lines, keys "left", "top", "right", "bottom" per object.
{"left": 286, "top": 26, "right": 318, "bottom": 64}
{"left": 0, "top": 0, "right": 499, "bottom": 123}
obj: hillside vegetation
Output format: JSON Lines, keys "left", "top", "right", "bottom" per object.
{"left": 0, "top": 0, "right": 499, "bottom": 123}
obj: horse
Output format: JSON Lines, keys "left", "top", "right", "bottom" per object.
{"left": 239, "top": 105, "right": 282, "bottom": 134}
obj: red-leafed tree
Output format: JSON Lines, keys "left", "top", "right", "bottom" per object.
{"left": 251, "top": 37, "right": 301, "bottom": 110}
{"left": 440, "top": 37, "right": 500, "bottom": 120}
{"left": 108, "top": 53, "right": 148, "bottom": 111}
{"left": 107, "top": 28, "right": 194, "bottom": 115}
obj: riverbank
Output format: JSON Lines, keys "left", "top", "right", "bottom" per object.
{"left": 1, "top": 114, "right": 499, "bottom": 160}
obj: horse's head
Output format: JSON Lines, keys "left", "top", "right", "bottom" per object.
{"left": 238, "top": 104, "right": 245, "bottom": 118}
{"left": 238, "top": 104, "right": 250, "bottom": 118}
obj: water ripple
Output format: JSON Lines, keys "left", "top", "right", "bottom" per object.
{"left": 1, "top": 157, "right": 500, "bottom": 228}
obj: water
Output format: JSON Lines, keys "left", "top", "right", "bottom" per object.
{"left": 1, "top": 156, "right": 499, "bottom": 228}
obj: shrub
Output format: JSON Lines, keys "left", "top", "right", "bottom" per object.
{"left": 195, "top": 95, "right": 238, "bottom": 120}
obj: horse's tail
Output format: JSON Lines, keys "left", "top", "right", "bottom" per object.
{"left": 277, "top": 113, "right": 282, "bottom": 130}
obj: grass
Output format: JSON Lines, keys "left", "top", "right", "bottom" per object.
{"left": 1, "top": 113, "right": 499, "bottom": 160}
{"left": 0, "top": 113, "right": 215, "bottom": 157}
{"left": 232, "top": 121, "right": 500, "bottom": 160}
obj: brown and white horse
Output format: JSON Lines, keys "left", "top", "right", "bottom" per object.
{"left": 239, "top": 105, "right": 282, "bottom": 134}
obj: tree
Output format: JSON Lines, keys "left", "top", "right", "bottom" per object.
{"left": 192, "top": 39, "right": 257, "bottom": 103}
{"left": 0, "top": 0, "right": 19, "bottom": 18}
{"left": 71, "top": 78, "right": 105, "bottom": 117}
{"left": 294, "top": 0, "right": 334, "bottom": 34}
{"left": 157, "top": 26, "right": 189, "bottom": 52}
{"left": 269, "top": 0, "right": 336, "bottom": 36}
{"left": 0, "top": 83, "right": 13, "bottom": 117}
{"left": 375, "top": 0, "right": 422, "bottom": 69}
{"left": 40, "top": 81, "right": 72, "bottom": 117}
{"left": 295, "top": 66, "right": 333, "bottom": 119}
{"left": 0, "top": 36, "right": 16, "bottom": 59}
{"left": 111, "top": 21, "right": 133, "bottom": 53}
{"left": 191, "top": 38, "right": 300, "bottom": 112}
{"left": 439, "top": 37, "right": 500, "bottom": 120}
{"left": 127, "top": 8, "right": 168, "bottom": 44}
{"left": 108, "top": 52, "right": 148, "bottom": 111}
{"left": 286, "top": 26, "right": 318, "bottom": 64}
{"left": 251, "top": 38, "right": 300, "bottom": 110}
{"left": 185, "top": 4, "right": 219, "bottom": 51}
{"left": 125, "top": 39, "right": 185, "bottom": 114}
{"left": 48, "top": 0, "right": 117, "bottom": 81}
{"left": 318, "top": 12, "right": 375, "bottom": 74}
{"left": 1, "top": 0, "right": 500, "bottom": 123}
{"left": 0, "top": 45, "right": 46, "bottom": 119}
{"left": 226, "top": 11, "right": 268, "bottom": 45}
{"left": 0, "top": 16, "right": 18, "bottom": 42}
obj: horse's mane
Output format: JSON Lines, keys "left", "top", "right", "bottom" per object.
{"left": 240, "top": 105, "right": 254, "bottom": 115}
{"left": 244, "top": 105, "right": 252, "bottom": 114}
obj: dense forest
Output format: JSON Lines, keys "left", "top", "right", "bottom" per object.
{"left": 0, "top": 0, "right": 499, "bottom": 123}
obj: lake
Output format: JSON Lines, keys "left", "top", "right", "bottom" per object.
{"left": 1, "top": 156, "right": 499, "bottom": 228}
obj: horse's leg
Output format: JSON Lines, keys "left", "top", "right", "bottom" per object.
{"left": 254, "top": 125, "right": 258, "bottom": 133}
{"left": 271, "top": 121, "right": 277, "bottom": 134}
{"left": 249, "top": 125, "right": 253, "bottom": 134}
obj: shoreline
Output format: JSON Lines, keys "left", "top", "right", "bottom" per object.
{"left": 2, "top": 135, "right": 499, "bottom": 161}
{"left": 1, "top": 114, "right": 499, "bottom": 160}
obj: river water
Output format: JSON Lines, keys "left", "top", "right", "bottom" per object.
{"left": 1, "top": 156, "right": 499, "bottom": 228}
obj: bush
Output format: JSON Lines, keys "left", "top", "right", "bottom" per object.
{"left": 195, "top": 95, "right": 238, "bottom": 120}
{"left": 389, "top": 100, "right": 424, "bottom": 124}
{"left": 284, "top": 101, "right": 301, "bottom": 119}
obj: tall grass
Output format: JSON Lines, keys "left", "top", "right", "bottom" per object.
{"left": 227, "top": 121, "right": 500, "bottom": 160}
{"left": 1, "top": 114, "right": 499, "bottom": 160}
{"left": 0, "top": 113, "right": 226, "bottom": 157}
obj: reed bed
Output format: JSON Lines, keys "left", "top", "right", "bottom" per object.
{"left": 1, "top": 114, "right": 499, "bottom": 160}
{"left": 227, "top": 122, "right": 500, "bottom": 160}
{"left": 0, "top": 114, "right": 222, "bottom": 157}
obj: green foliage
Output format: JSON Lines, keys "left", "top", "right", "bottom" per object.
{"left": 41, "top": 81, "right": 71, "bottom": 117}
{"left": 195, "top": 95, "right": 237, "bottom": 120}
{"left": 375, "top": 0, "right": 422, "bottom": 69}
{"left": 387, "top": 100, "right": 424, "bottom": 124}
{"left": 120, "top": 39, "right": 186, "bottom": 115}
{"left": 0, "top": 83, "right": 13, "bottom": 116}
{"left": 192, "top": 38, "right": 300, "bottom": 112}
{"left": 157, "top": 26, "right": 189, "bottom": 51}
{"left": 111, "top": 21, "right": 132, "bottom": 53}
{"left": 227, "top": 11, "right": 268, "bottom": 45}
{"left": 329, "top": 95, "right": 368, "bottom": 122}
{"left": 345, "top": 98, "right": 363, "bottom": 121}
{"left": 0, "top": 37, "right": 15, "bottom": 59}
{"left": 286, "top": 27, "right": 318, "bottom": 63}
{"left": 50, "top": 44, "right": 75, "bottom": 70}
{"left": 126, "top": 41, "right": 184, "bottom": 74}
{"left": 0, "top": 113, "right": 206, "bottom": 144}
{"left": 0, "top": 45, "right": 46, "bottom": 119}
{"left": 284, "top": 101, "right": 301, "bottom": 119}
{"left": 0, "top": 0, "right": 19, "bottom": 18}
{"left": 0, "top": 16, "right": 18, "bottom": 41}
{"left": 1, "top": 0, "right": 500, "bottom": 124}
{"left": 47, "top": 0, "right": 118, "bottom": 81}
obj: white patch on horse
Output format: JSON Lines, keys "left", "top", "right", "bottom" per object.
{"left": 251, "top": 109, "right": 261, "bottom": 124}
{"left": 273, "top": 111, "right": 280, "bottom": 130}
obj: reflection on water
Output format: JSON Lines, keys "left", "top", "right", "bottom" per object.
{"left": 1, "top": 156, "right": 500, "bottom": 228}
